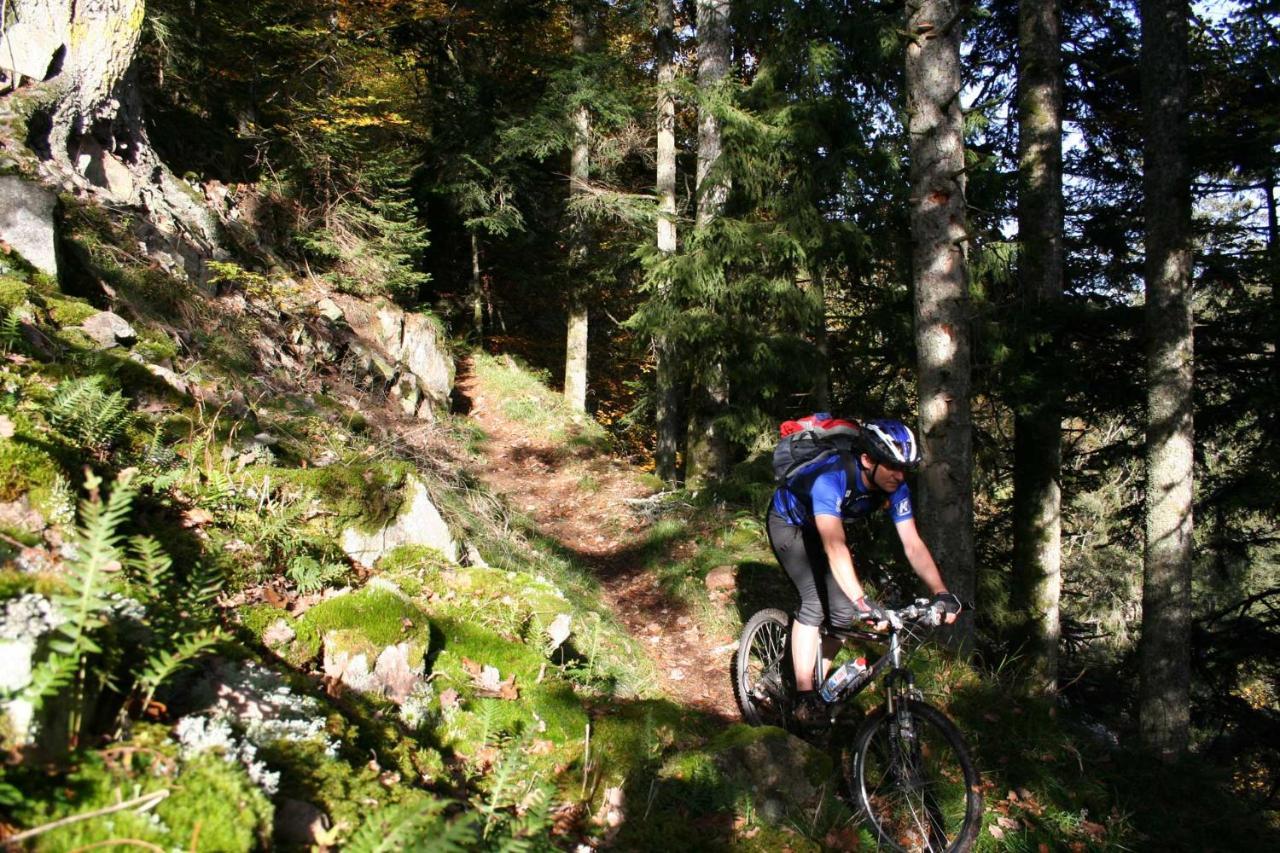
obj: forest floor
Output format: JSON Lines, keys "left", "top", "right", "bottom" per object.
{"left": 454, "top": 356, "right": 742, "bottom": 722}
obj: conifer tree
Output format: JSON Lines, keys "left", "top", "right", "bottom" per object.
{"left": 654, "top": 0, "right": 682, "bottom": 484}
{"left": 905, "top": 0, "right": 976, "bottom": 645}
{"left": 565, "top": 0, "right": 595, "bottom": 413}
{"left": 1012, "top": 0, "right": 1065, "bottom": 693}
{"left": 686, "top": 0, "right": 733, "bottom": 488}
{"left": 1138, "top": 0, "right": 1194, "bottom": 762}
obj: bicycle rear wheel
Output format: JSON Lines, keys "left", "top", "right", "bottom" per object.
{"left": 846, "top": 700, "right": 982, "bottom": 853}
{"left": 733, "top": 608, "right": 794, "bottom": 726}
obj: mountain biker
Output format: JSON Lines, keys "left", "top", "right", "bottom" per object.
{"left": 767, "top": 417, "right": 961, "bottom": 725}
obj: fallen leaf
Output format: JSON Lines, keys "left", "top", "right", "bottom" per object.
{"left": 0, "top": 416, "right": 13, "bottom": 438}
{"left": 527, "top": 739, "right": 555, "bottom": 755}
{"left": 547, "top": 613, "right": 572, "bottom": 651}
{"left": 996, "top": 815, "right": 1022, "bottom": 831}
{"left": 989, "top": 825, "right": 1005, "bottom": 840}
{"left": 439, "top": 688, "right": 460, "bottom": 710}
{"left": 1081, "top": 820, "right": 1107, "bottom": 841}
{"left": 182, "top": 508, "right": 215, "bottom": 528}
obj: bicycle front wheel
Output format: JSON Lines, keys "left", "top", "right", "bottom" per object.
{"left": 733, "top": 608, "right": 793, "bottom": 727}
{"left": 846, "top": 700, "right": 982, "bottom": 853}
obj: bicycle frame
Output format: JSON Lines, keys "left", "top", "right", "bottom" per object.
{"left": 819, "top": 619, "right": 921, "bottom": 713}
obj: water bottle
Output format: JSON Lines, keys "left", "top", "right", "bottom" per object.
{"left": 819, "top": 656, "right": 868, "bottom": 703}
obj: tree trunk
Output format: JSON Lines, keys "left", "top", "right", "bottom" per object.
{"left": 1011, "top": 0, "right": 1065, "bottom": 694}
{"left": 1138, "top": 0, "right": 1194, "bottom": 763}
{"left": 1266, "top": 171, "right": 1279, "bottom": 400}
{"left": 654, "top": 0, "right": 681, "bottom": 485}
{"left": 686, "top": 0, "right": 731, "bottom": 489}
{"left": 564, "top": 2, "right": 592, "bottom": 413}
{"left": 471, "top": 233, "right": 484, "bottom": 342}
{"left": 905, "top": 0, "right": 975, "bottom": 646}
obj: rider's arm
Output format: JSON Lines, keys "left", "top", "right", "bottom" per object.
{"left": 894, "top": 517, "right": 959, "bottom": 624}
{"left": 814, "top": 514, "right": 866, "bottom": 603}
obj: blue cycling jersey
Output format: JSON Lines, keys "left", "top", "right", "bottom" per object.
{"left": 771, "top": 454, "right": 913, "bottom": 527}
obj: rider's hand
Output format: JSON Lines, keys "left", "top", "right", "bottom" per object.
{"left": 931, "top": 591, "right": 962, "bottom": 625}
{"left": 854, "top": 595, "right": 889, "bottom": 630}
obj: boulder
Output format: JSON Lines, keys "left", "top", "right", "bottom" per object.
{"left": 0, "top": 176, "right": 58, "bottom": 276}
{"left": 79, "top": 311, "right": 137, "bottom": 348}
{"left": 0, "top": 20, "right": 62, "bottom": 80}
{"left": 334, "top": 298, "right": 454, "bottom": 420}
{"left": 341, "top": 476, "right": 457, "bottom": 566}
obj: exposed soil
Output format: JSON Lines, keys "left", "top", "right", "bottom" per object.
{"left": 455, "top": 357, "right": 741, "bottom": 722}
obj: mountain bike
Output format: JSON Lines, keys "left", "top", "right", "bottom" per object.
{"left": 733, "top": 601, "right": 983, "bottom": 853}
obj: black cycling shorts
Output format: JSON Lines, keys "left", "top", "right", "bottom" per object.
{"left": 766, "top": 509, "right": 856, "bottom": 629}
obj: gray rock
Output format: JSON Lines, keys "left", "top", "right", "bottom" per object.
{"left": 0, "top": 176, "right": 57, "bottom": 276}
{"left": 0, "top": 20, "right": 62, "bottom": 80}
{"left": 74, "top": 137, "right": 136, "bottom": 202}
{"left": 316, "top": 297, "right": 345, "bottom": 323}
{"left": 341, "top": 476, "right": 457, "bottom": 566}
{"left": 79, "top": 311, "right": 137, "bottom": 348}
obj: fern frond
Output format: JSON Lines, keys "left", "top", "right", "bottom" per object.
{"left": 125, "top": 535, "right": 172, "bottom": 603}
{"left": 344, "top": 799, "right": 476, "bottom": 853}
{"left": 49, "top": 377, "right": 133, "bottom": 454}
{"left": 135, "top": 627, "right": 224, "bottom": 708}
{"left": 0, "top": 310, "right": 22, "bottom": 354}
{"left": 19, "top": 653, "right": 77, "bottom": 706}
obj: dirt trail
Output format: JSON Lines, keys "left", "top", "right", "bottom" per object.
{"left": 455, "top": 359, "right": 740, "bottom": 721}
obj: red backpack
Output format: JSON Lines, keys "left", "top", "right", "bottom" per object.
{"left": 772, "top": 413, "right": 862, "bottom": 486}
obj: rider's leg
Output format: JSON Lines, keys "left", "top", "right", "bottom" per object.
{"left": 767, "top": 510, "right": 830, "bottom": 692}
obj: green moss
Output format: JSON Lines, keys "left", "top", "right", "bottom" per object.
{"left": 292, "top": 586, "right": 430, "bottom": 662}
{"left": 44, "top": 296, "right": 97, "bottom": 327}
{"left": 0, "top": 437, "right": 65, "bottom": 508}
{"left": 243, "top": 462, "right": 412, "bottom": 530}
{"left": 0, "top": 276, "right": 30, "bottom": 310}
{"left": 134, "top": 330, "right": 180, "bottom": 363}
{"left": 14, "top": 728, "right": 272, "bottom": 852}
{"left": 155, "top": 754, "right": 275, "bottom": 851}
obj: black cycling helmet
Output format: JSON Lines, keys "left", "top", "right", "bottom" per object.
{"left": 860, "top": 419, "right": 921, "bottom": 470}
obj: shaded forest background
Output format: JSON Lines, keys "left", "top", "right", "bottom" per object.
{"left": 134, "top": 0, "right": 1280, "bottom": 805}
{"left": 0, "top": 0, "right": 1278, "bottom": 847}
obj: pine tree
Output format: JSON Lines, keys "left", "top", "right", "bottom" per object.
{"left": 905, "top": 0, "right": 976, "bottom": 645}
{"left": 686, "top": 0, "right": 733, "bottom": 488}
{"left": 1138, "top": 0, "right": 1195, "bottom": 762}
{"left": 1012, "top": 0, "right": 1066, "bottom": 693}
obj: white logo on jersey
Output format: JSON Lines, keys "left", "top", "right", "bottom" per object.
{"left": 897, "top": 501, "right": 911, "bottom": 516}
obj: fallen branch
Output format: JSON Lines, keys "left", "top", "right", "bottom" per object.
{"left": 2, "top": 790, "right": 170, "bottom": 847}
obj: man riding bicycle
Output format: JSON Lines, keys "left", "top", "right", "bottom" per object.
{"left": 767, "top": 417, "right": 961, "bottom": 725}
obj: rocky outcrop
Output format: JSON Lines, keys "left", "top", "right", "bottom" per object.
{"left": 341, "top": 475, "right": 457, "bottom": 566}
{"left": 0, "top": 176, "right": 58, "bottom": 276}
{"left": 330, "top": 297, "right": 454, "bottom": 421}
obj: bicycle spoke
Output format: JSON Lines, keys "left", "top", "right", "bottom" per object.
{"left": 850, "top": 702, "right": 980, "bottom": 853}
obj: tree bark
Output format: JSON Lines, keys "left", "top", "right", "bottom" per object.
{"left": 1138, "top": 0, "right": 1194, "bottom": 763}
{"left": 686, "top": 0, "right": 731, "bottom": 489}
{"left": 905, "top": 0, "right": 975, "bottom": 646}
{"left": 564, "top": 2, "right": 592, "bottom": 413}
{"left": 654, "top": 0, "right": 681, "bottom": 485}
{"left": 471, "top": 233, "right": 484, "bottom": 341}
{"left": 3, "top": 0, "right": 146, "bottom": 171}
{"left": 1012, "top": 0, "right": 1065, "bottom": 694}
{"left": 809, "top": 266, "right": 830, "bottom": 411}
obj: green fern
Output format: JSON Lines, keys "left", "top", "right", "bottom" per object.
{"left": 0, "top": 310, "right": 21, "bottom": 354}
{"left": 343, "top": 799, "right": 477, "bottom": 853}
{"left": 48, "top": 376, "right": 134, "bottom": 456}
{"left": 133, "top": 627, "right": 224, "bottom": 710}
